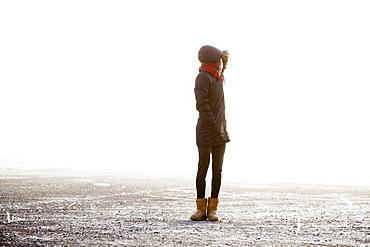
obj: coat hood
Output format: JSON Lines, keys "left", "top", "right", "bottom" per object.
{"left": 198, "top": 45, "right": 222, "bottom": 63}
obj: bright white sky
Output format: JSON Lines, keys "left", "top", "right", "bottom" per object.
{"left": 1, "top": 1, "right": 369, "bottom": 185}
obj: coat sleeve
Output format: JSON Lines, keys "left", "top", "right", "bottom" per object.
{"left": 194, "top": 73, "right": 216, "bottom": 126}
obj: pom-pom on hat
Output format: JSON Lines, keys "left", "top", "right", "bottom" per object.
{"left": 198, "top": 45, "right": 222, "bottom": 63}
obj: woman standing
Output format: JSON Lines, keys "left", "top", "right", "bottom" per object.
{"left": 190, "top": 45, "right": 230, "bottom": 221}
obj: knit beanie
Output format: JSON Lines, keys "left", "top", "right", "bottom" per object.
{"left": 198, "top": 45, "right": 222, "bottom": 63}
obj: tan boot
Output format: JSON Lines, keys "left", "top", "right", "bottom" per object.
{"left": 207, "top": 197, "right": 220, "bottom": 221}
{"left": 190, "top": 198, "right": 207, "bottom": 221}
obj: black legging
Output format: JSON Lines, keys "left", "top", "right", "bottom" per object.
{"left": 196, "top": 143, "right": 226, "bottom": 199}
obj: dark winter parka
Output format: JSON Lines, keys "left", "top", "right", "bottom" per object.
{"left": 195, "top": 46, "right": 230, "bottom": 147}
{"left": 195, "top": 72, "right": 230, "bottom": 146}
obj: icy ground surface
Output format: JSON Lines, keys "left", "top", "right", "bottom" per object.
{"left": 1, "top": 169, "right": 369, "bottom": 246}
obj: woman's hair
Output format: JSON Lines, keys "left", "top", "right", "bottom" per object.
{"left": 221, "top": 50, "right": 229, "bottom": 74}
